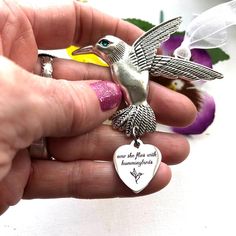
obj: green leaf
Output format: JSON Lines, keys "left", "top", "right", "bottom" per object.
{"left": 124, "top": 18, "right": 154, "bottom": 31}
{"left": 173, "top": 31, "right": 185, "bottom": 37}
{"left": 206, "top": 48, "right": 230, "bottom": 65}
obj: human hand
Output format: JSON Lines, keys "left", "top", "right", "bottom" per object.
{"left": 0, "top": 0, "right": 197, "bottom": 215}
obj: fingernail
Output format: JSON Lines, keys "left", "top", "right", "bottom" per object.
{"left": 90, "top": 81, "right": 122, "bottom": 111}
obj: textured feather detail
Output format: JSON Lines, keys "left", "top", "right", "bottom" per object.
{"left": 150, "top": 55, "right": 223, "bottom": 80}
{"left": 129, "top": 17, "right": 182, "bottom": 72}
{"left": 108, "top": 41, "right": 126, "bottom": 63}
{"left": 111, "top": 104, "right": 156, "bottom": 136}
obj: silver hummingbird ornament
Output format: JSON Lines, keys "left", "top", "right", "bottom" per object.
{"left": 73, "top": 17, "right": 223, "bottom": 193}
{"left": 73, "top": 17, "right": 223, "bottom": 137}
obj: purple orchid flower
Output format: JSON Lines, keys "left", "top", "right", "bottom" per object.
{"left": 160, "top": 35, "right": 216, "bottom": 135}
{"left": 172, "top": 93, "right": 215, "bottom": 135}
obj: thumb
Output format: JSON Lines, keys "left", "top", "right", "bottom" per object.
{"left": 0, "top": 56, "right": 121, "bottom": 179}
{"left": 32, "top": 75, "right": 122, "bottom": 138}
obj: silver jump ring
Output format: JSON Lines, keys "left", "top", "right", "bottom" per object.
{"left": 132, "top": 126, "right": 140, "bottom": 148}
{"left": 29, "top": 53, "right": 55, "bottom": 160}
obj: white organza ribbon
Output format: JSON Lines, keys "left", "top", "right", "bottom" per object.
{"left": 174, "top": 0, "right": 236, "bottom": 60}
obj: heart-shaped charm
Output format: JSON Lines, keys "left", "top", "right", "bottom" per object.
{"left": 113, "top": 139, "right": 162, "bottom": 193}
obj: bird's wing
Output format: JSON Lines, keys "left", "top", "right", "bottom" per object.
{"left": 129, "top": 17, "right": 182, "bottom": 72}
{"left": 150, "top": 55, "right": 223, "bottom": 80}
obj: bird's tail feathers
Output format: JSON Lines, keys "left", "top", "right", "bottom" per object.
{"left": 111, "top": 104, "right": 156, "bottom": 137}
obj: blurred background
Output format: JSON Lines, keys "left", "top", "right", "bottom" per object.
{"left": 1, "top": 0, "right": 236, "bottom": 235}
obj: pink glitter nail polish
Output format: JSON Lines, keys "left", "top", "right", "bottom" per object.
{"left": 90, "top": 81, "right": 122, "bottom": 111}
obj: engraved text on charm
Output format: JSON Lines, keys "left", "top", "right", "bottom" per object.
{"left": 113, "top": 139, "right": 162, "bottom": 193}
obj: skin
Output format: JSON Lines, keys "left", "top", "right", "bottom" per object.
{"left": 0, "top": 0, "right": 197, "bottom": 215}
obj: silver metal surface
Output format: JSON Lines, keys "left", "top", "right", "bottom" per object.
{"left": 112, "top": 104, "right": 156, "bottom": 136}
{"left": 29, "top": 138, "right": 50, "bottom": 159}
{"left": 150, "top": 55, "right": 223, "bottom": 80}
{"left": 113, "top": 139, "right": 162, "bottom": 193}
{"left": 73, "top": 17, "right": 223, "bottom": 137}
{"left": 39, "top": 54, "right": 54, "bottom": 78}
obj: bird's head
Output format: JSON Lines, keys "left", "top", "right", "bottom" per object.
{"left": 72, "top": 35, "right": 127, "bottom": 65}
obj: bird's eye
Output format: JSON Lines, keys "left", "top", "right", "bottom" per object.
{"left": 99, "top": 39, "right": 110, "bottom": 47}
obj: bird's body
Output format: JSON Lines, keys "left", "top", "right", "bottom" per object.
{"left": 110, "top": 54, "right": 155, "bottom": 136}
{"left": 112, "top": 59, "right": 149, "bottom": 106}
{"left": 73, "top": 17, "right": 223, "bottom": 137}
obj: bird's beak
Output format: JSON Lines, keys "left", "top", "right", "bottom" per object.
{"left": 72, "top": 45, "right": 95, "bottom": 55}
{"left": 72, "top": 45, "right": 109, "bottom": 65}
{"left": 72, "top": 45, "right": 105, "bottom": 59}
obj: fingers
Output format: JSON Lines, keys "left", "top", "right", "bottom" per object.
{"left": 148, "top": 81, "right": 197, "bottom": 127}
{"left": 0, "top": 56, "right": 121, "bottom": 148}
{"left": 48, "top": 125, "right": 189, "bottom": 165}
{"left": 0, "top": 150, "right": 31, "bottom": 215}
{"left": 21, "top": 0, "right": 143, "bottom": 49}
{"left": 34, "top": 57, "right": 111, "bottom": 81}
{"left": 35, "top": 57, "right": 196, "bottom": 127}
{"left": 23, "top": 160, "right": 171, "bottom": 199}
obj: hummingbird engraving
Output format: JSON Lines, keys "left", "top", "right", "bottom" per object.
{"left": 130, "top": 168, "right": 143, "bottom": 184}
{"left": 73, "top": 17, "right": 223, "bottom": 137}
